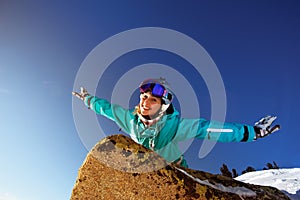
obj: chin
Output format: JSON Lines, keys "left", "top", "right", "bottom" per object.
{"left": 141, "top": 111, "right": 147, "bottom": 116}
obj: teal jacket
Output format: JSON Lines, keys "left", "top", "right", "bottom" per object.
{"left": 84, "top": 96, "right": 256, "bottom": 167}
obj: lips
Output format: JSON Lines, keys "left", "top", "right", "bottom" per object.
{"left": 142, "top": 106, "right": 150, "bottom": 110}
{"left": 141, "top": 106, "right": 150, "bottom": 113}
{"left": 140, "top": 105, "right": 151, "bottom": 115}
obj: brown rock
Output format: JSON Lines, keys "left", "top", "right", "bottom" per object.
{"left": 71, "top": 134, "right": 290, "bottom": 200}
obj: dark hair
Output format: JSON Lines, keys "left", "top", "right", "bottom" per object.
{"left": 165, "top": 103, "right": 174, "bottom": 115}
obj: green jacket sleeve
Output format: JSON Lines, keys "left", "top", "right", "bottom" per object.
{"left": 175, "top": 118, "right": 256, "bottom": 142}
{"left": 84, "top": 95, "right": 134, "bottom": 133}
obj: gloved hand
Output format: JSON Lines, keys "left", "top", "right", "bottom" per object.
{"left": 72, "top": 87, "right": 90, "bottom": 101}
{"left": 254, "top": 115, "right": 280, "bottom": 139}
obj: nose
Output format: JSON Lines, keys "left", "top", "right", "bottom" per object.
{"left": 143, "top": 98, "right": 151, "bottom": 106}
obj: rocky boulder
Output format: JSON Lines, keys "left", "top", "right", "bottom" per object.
{"left": 71, "top": 134, "right": 290, "bottom": 200}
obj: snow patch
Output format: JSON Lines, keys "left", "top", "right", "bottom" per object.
{"left": 235, "top": 168, "right": 300, "bottom": 200}
{"left": 175, "top": 167, "right": 256, "bottom": 197}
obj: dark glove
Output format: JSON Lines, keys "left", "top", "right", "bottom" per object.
{"left": 72, "top": 87, "right": 90, "bottom": 101}
{"left": 254, "top": 116, "right": 280, "bottom": 139}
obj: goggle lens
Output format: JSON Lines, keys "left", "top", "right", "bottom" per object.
{"left": 140, "top": 83, "right": 166, "bottom": 98}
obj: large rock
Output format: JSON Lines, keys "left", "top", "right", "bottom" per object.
{"left": 71, "top": 134, "right": 290, "bottom": 200}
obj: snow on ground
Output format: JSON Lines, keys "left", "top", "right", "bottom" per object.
{"left": 235, "top": 168, "right": 300, "bottom": 200}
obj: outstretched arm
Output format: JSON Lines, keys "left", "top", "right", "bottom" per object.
{"left": 175, "top": 115, "right": 280, "bottom": 142}
{"left": 72, "top": 87, "right": 134, "bottom": 133}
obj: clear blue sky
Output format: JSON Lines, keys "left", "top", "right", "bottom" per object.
{"left": 0, "top": 1, "right": 299, "bottom": 200}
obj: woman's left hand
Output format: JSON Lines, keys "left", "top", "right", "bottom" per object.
{"left": 254, "top": 116, "right": 280, "bottom": 139}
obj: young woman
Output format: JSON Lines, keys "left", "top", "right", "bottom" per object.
{"left": 72, "top": 78, "right": 280, "bottom": 167}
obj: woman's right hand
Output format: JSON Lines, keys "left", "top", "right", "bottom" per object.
{"left": 72, "top": 87, "right": 90, "bottom": 101}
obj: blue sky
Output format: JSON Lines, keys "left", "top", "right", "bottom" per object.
{"left": 0, "top": 1, "right": 299, "bottom": 200}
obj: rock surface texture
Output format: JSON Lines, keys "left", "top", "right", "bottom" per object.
{"left": 71, "top": 134, "right": 290, "bottom": 200}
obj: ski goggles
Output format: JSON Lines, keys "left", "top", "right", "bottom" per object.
{"left": 139, "top": 79, "right": 173, "bottom": 103}
{"left": 140, "top": 82, "right": 167, "bottom": 98}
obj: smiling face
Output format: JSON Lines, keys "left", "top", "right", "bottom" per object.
{"left": 139, "top": 91, "right": 162, "bottom": 118}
